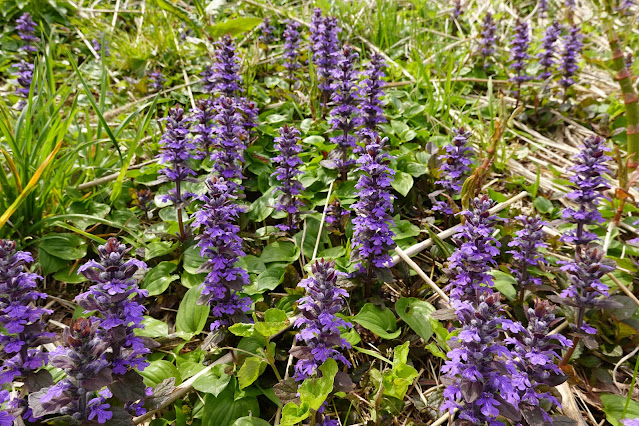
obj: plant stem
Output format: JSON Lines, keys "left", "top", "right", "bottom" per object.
{"left": 560, "top": 307, "right": 585, "bottom": 367}
{"left": 175, "top": 180, "right": 186, "bottom": 241}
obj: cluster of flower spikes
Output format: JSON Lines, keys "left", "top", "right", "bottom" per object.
{"left": 292, "top": 259, "right": 352, "bottom": 381}
{"left": 508, "top": 215, "right": 548, "bottom": 291}
{"left": 310, "top": 8, "right": 341, "bottom": 104}
{"left": 35, "top": 318, "right": 114, "bottom": 423}
{"left": 538, "top": 21, "right": 562, "bottom": 80}
{"left": 356, "top": 53, "right": 387, "bottom": 143}
{"left": 211, "top": 96, "right": 249, "bottom": 190}
{"left": 0, "top": 240, "right": 54, "bottom": 421}
{"left": 282, "top": 19, "right": 302, "bottom": 80}
{"left": 149, "top": 71, "right": 166, "bottom": 92}
{"left": 76, "top": 238, "right": 150, "bottom": 377}
{"left": 509, "top": 19, "right": 531, "bottom": 90}
{"left": 501, "top": 300, "right": 570, "bottom": 424}
{"left": 157, "top": 106, "right": 197, "bottom": 205}
{"left": 257, "top": 17, "right": 276, "bottom": 45}
{"left": 328, "top": 45, "right": 359, "bottom": 173}
{"left": 202, "top": 34, "right": 242, "bottom": 97}
{"left": 192, "top": 177, "right": 251, "bottom": 330}
{"left": 14, "top": 13, "right": 39, "bottom": 109}
{"left": 560, "top": 135, "right": 611, "bottom": 246}
{"left": 191, "top": 98, "right": 216, "bottom": 158}
{"left": 351, "top": 136, "right": 396, "bottom": 278}
{"left": 432, "top": 127, "right": 474, "bottom": 215}
{"left": 442, "top": 196, "right": 542, "bottom": 424}
{"left": 560, "top": 24, "right": 584, "bottom": 94}
{"left": 479, "top": 12, "right": 497, "bottom": 63}
{"left": 272, "top": 124, "right": 305, "bottom": 232}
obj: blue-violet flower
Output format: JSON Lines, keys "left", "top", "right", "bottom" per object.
{"left": 272, "top": 124, "right": 305, "bottom": 232}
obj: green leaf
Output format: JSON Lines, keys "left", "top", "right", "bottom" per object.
{"left": 231, "top": 417, "right": 271, "bottom": 426}
{"left": 298, "top": 358, "right": 338, "bottom": 410}
{"left": 244, "top": 266, "right": 285, "bottom": 296}
{"left": 207, "top": 17, "right": 262, "bottom": 38}
{"left": 193, "top": 364, "right": 232, "bottom": 397}
{"left": 381, "top": 342, "right": 419, "bottom": 400}
{"left": 145, "top": 241, "right": 178, "bottom": 260}
{"left": 395, "top": 298, "right": 435, "bottom": 341}
{"left": 229, "top": 323, "right": 258, "bottom": 337}
{"left": 140, "top": 360, "right": 182, "bottom": 387}
{"left": 39, "top": 233, "right": 87, "bottom": 260}
{"left": 176, "top": 286, "right": 210, "bottom": 339}
{"left": 533, "top": 196, "right": 553, "bottom": 214}
{"left": 280, "top": 402, "right": 311, "bottom": 426}
{"left": 391, "top": 220, "right": 421, "bottom": 240}
{"left": 183, "top": 245, "right": 205, "bottom": 274}
{"left": 391, "top": 170, "right": 414, "bottom": 197}
{"left": 490, "top": 270, "right": 517, "bottom": 301}
{"left": 53, "top": 266, "right": 87, "bottom": 284}
{"left": 260, "top": 241, "right": 300, "bottom": 263}
{"left": 38, "top": 249, "right": 67, "bottom": 276}
{"left": 141, "top": 262, "right": 178, "bottom": 296}
{"left": 254, "top": 308, "right": 289, "bottom": 337}
{"left": 201, "top": 379, "right": 260, "bottom": 426}
{"left": 247, "top": 190, "right": 275, "bottom": 222}
{"left": 135, "top": 316, "right": 169, "bottom": 338}
{"left": 353, "top": 303, "right": 401, "bottom": 339}
{"left": 601, "top": 393, "right": 639, "bottom": 426}
{"left": 238, "top": 357, "right": 267, "bottom": 389}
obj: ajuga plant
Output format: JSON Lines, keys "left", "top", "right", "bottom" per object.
{"left": 509, "top": 19, "right": 531, "bottom": 103}
{"left": 191, "top": 98, "right": 216, "bottom": 158}
{"left": 157, "top": 106, "right": 197, "bottom": 241}
{"left": 33, "top": 318, "right": 115, "bottom": 423}
{"left": 258, "top": 17, "right": 276, "bottom": 47}
{"left": 283, "top": 19, "right": 302, "bottom": 82}
{"left": 560, "top": 135, "right": 611, "bottom": 246}
{"left": 310, "top": 9, "right": 341, "bottom": 108}
{"left": 441, "top": 196, "right": 521, "bottom": 424}
{"left": 0, "top": 390, "right": 13, "bottom": 425}
{"left": 149, "top": 71, "right": 166, "bottom": 92}
{"left": 14, "top": 13, "right": 39, "bottom": 110}
{"left": 328, "top": 45, "right": 359, "bottom": 179}
{"left": 508, "top": 215, "right": 548, "bottom": 302}
{"left": 76, "top": 238, "right": 150, "bottom": 378}
{"left": 560, "top": 24, "right": 584, "bottom": 97}
{"left": 452, "top": 0, "right": 463, "bottom": 18}
{"left": 538, "top": 21, "right": 562, "bottom": 81}
{"left": 272, "top": 124, "right": 305, "bottom": 232}
{"left": 202, "top": 34, "right": 242, "bottom": 97}
{"left": 351, "top": 136, "right": 395, "bottom": 298}
{"left": 325, "top": 198, "right": 350, "bottom": 233}
{"left": 309, "top": 8, "right": 323, "bottom": 54}
{"left": 502, "top": 300, "right": 570, "bottom": 424}
{"left": 0, "top": 240, "right": 55, "bottom": 421}
{"left": 479, "top": 12, "right": 497, "bottom": 67}
{"left": 16, "top": 13, "right": 39, "bottom": 52}
{"left": 211, "top": 96, "right": 248, "bottom": 190}
{"left": 192, "top": 177, "right": 251, "bottom": 330}
{"left": 432, "top": 127, "right": 474, "bottom": 216}
{"left": 291, "top": 259, "right": 352, "bottom": 381}
{"left": 356, "top": 53, "right": 387, "bottom": 142}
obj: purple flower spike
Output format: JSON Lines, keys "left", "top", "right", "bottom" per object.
{"left": 452, "top": 0, "right": 463, "bottom": 18}
{"left": 258, "top": 17, "right": 276, "bottom": 45}
{"left": 351, "top": 137, "right": 396, "bottom": 280}
{"left": 539, "top": 0, "right": 549, "bottom": 16}
{"left": 77, "top": 238, "right": 150, "bottom": 376}
{"left": 191, "top": 98, "right": 216, "bottom": 158}
{"left": 92, "top": 37, "right": 110, "bottom": 59}
{"left": 272, "top": 124, "right": 305, "bottom": 232}
{"left": 157, "top": 106, "right": 197, "bottom": 205}
{"left": 509, "top": 19, "right": 531, "bottom": 95}
{"left": 33, "top": 318, "right": 113, "bottom": 423}
{"left": 328, "top": 45, "right": 359, "bottom": 175}
{"left": 441, "top": 293, "right": 520, "bottom": 424}
{"left": 283, "top": 19, "right": 302, "bottom": 81}
{"left": 311, "top": 9, "right": 341, "bottom": 105}
{"left": 508, "top": 215, "right": 548, "bottom": 293}
{"left": 356, "top": 53, "right": 387, "bottom": 142}
{"left": 622, "top": 419, "right": 639, "bottom": 426}
{"left": 202, "top": 34, "right": 243, "bottom": 97}
{"left": 292, "top": 259, "right": 352, "bottom": 381}
{"left": 192, "top": 177, "right": 251, "bottom": 330}
{"left": 432, "top": 127, "right": 474, "bottom": 215}
{"left": 479, "top": 13, "right": 497, "bottom": 62}
{"left": 0, "top": 390, "right": 14, "bottom": 425}
{"left": 559, "top": 24, "right": 584, "bottom": 94}
{"left": 445, "top": 195, "right": 500, "bottom": 302}
{"left": 502, "top": 300, "right": 569, "bottom": 423}
{"left": 149, "top": 71, "right": 166, "bottom": 92}
{"left": 14, "top": 60, "right": 34, "bottom": 108}
{"left": 0, "top": 240, "right": 54, "bottom": 420}
{"left": 211, "top": 96, "right": 248, "bottom": 189}
{"left": 538, "top": 21, "right": 562, "bottom": 80}
{"left": 559, "top": 247, "right": 615, "bottom": 334}
{"left": 560, "top": 135, "right": 611, "bottom": 246}
{"left": 16, "top": 13, "right": 39, "bottom": 52}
